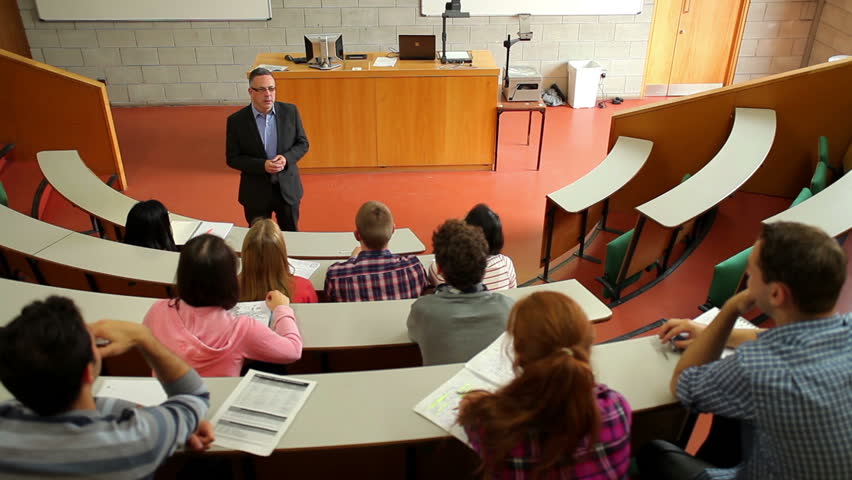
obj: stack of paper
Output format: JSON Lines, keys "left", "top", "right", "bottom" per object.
{"left": 690, "top": 307, "right": 758, "bottom": 357}
{"left": 171, "top": 220, "right": 233, "bottom": 244}
{"left": 210, "top": 370, "right": 316, "bottom": 456}
{"left": 256, "top": 63, "right": 288, "bottom": 72}
{"left": 413, "top": 333, "right": 515, "bottom": 444}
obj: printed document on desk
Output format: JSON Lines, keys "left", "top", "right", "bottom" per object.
{"left": 414, "top": 333, "right": 515, "bottom": 445}
{"left": 288, "top": 257, "right": 321, "bottom": 279}
{"left": 373, "top": 56, "right": 398, "bottom": 67}
{"left": 691, "top": 307, "right": 758, "bottom": 358}
{"left": 171, "top": 220, "right": 233, "bottom": 243}
{"left": 210, "top": 370, "right": 316, "bottom": 456}
{"left": 230, "top": 301, "right": 272, "bottom": 327}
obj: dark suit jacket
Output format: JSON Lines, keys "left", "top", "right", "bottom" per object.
{"left": 225, "top": 101, "right": 309, "bottom": 210}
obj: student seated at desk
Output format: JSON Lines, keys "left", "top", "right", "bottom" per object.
{"left": 407, "top": 219, "right": 514, "bottom": 365}
{"left": 0, "top": 297, "right": 213, "bottom": 478}
{"left": 144, "top": 234, "right": 303, "bottom": 376}
{"left": 457, "top": 291, "right": 632, "bottom": 479}
{"left": 324, "top": 200, "right": 428, "bottom": 302}
{"left": 239, "top": 218, "right": 317, "bottom": 303}
{"left": 429, "top": 203, "right": 517, "bottom": 291}
{"left": 123, "top": 199, "right": 178, "bottom": 251}
{"left": 639, "top": 221, "right": 852, "bottom": 480}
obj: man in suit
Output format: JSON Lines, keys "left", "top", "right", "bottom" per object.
{"left": 226, "top": 67, "right": 309, "bottom": 231}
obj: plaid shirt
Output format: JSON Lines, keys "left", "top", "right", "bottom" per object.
{"left": 465, "top": 384, "right": 632, "bottom": 480}
{"left": 678, "top": 313, "right": 852, "bottom": 480}
{"left": 324, "top": 249, "right": 428, "bottom": 302}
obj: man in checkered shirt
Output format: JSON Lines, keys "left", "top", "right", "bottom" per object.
{"left": 324, "top": 201, "right": 428, "bottom": 302}
{"left": 640, "top": 221, "right": 852, "bottom": 479}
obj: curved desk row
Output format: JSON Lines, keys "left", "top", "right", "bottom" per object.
{"left": 762, "top": 166, "right": 852, "bottom": 236}
{"left": 36, "top": 150, "right": 426, "bottom": 258}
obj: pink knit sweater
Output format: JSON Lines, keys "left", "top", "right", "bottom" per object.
{"left": 143, "top": 299, "right": 303, "bottom": 377}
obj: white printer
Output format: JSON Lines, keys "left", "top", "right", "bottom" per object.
{"left": 502, "top": 66, "right": 542, "bottom": 102}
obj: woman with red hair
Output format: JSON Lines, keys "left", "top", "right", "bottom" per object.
{"left": 458, "top": 291, "right": 632, "bottom": 479}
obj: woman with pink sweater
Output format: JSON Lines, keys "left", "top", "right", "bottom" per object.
{"left": 143, "top": 234, "right": 303, "bottom": 376}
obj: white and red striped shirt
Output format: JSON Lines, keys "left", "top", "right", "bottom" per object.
{"left": 429, "top": 254, "right": 517, "bottom": 291}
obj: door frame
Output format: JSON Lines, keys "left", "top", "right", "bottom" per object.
{"left": 642, "top": 0, "right": 751, "bottom": 96}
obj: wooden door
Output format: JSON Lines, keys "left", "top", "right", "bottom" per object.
{"left": 644, "top": 0, "right": 750, "bottom": 96}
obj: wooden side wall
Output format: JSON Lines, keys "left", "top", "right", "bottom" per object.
{"left": 609, "top": 58, "right": 852, "bottom": 212}
{"left": 0, "top": 49, "right": 126, "bottom": 189}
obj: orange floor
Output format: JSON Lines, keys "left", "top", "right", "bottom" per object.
{"left": 3, "top": 99, "right": 852, "bottom": 344}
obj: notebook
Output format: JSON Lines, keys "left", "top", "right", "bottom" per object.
{"left": 399, "top": 35, "right": 436, "bottom": 60}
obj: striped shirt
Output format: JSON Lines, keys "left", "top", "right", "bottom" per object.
{"left": 464, "top": 384, "right": 632, "bottom": 480}
{"left": 0, "top": 370, "right": 210, "bottom": 479}
{"left": 324, "top": 249, "right": 428, "bottom": 302}
{"left": 429, "top": 254, "right": 517, "bottom": 291}
{"left": 678, "top": 313, "right": 852, "bottom": 480}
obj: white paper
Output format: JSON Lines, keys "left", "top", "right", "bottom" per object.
{"left": 373, "top": 56, "right": 398, "bottom": 67}
{"left": 210, "top": 370, "right": 316, "bottom": 456}
{"left": 444, "top": 51, "right": 471, "bottom": 61}
{"left": 192, "top": 221, "right": 233, "bottom": 240}
{"left": 98, "top": 378, "right": 166, "bottom": 406}
{"left": 230, "top": 301, "right": 272, "bottom": 327}
{"left": 464, "top": 332, "right": 515, "bottom": 387}
{"left": 170, "top": 220, "right": 201, "bottom": 245}
{"left": 256, "top": 63, "right": 288, "bottom": 72}
{"left": 690, "top": 307, "right": 758, "bottom": 358}
{"left": 288, "top": 258, "right": 320, "bottom": 279}
{"left": 413, "top": 368, "right": 496, "bottom": 445}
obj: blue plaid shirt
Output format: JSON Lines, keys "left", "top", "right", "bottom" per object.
{"left": 324, "top": 249, "right": 427, "bottom": 302}
{"left": 677, "top": 313, "right": 852, "bottom": 480}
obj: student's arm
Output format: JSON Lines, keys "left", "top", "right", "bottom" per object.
{"left": 659, "top": 319, "right": 763, "bottom": 349}
{"left": 240, "top": 291, "right": 303, "bottom": 364}
{"left": 91, "top": 319, "right": 193, "bottom": 384}
{"left": 669, "top": 290, "right": 755, "bottom": 396}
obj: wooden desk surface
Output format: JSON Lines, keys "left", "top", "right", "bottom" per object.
{"left": 0, "top": 204, "right": 72, "bottom": 255}
{"left": 0, "top": 335, "right": 675, "bottom": 452}
{"left": 762, "top": 166, "right": 852, "bottom": 237}
{"left": 636, "top": 108, "right": 776, "bottom": 228}
{"left": 547, "top": 136, "right": 654, "bottom": 213}
{"left": 255, "top": 51, "right": 499, "bottom": 79}
{"left": 36, "top": 150, "right": 426, "bottom": 258}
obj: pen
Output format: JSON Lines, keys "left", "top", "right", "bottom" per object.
{"left": 206, "top": 228, "right": 214, "bottom": 234}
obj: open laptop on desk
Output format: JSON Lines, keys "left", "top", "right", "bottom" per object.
{"left": 399, "top": 35, "right": 436, "bottom": 60}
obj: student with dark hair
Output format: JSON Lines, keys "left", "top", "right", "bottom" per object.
{"left": 123, "top": 199, "right": 177, "bottom": 251}
{"left": 429, "top": 204, "right": 517, "bottom": 290}
{"left": 458, "top": 291, "right": 632, "bottom": 479}
{"left": 0, "top": 296, "right": 213, "bottom": 477}
{"left": 324, "top": 200, "right": 428, "bottom": 302}
{"left": 639, "top": 221, "right": 852, "bottom": 480}
{"left": 143, "top": 234, "right": 303, "bottom": 376}
{"left": 239, "top": 218, "right": 317, "bottom": 303}
{"left": 407, "top": 219, "right": 514, "bottom": 365}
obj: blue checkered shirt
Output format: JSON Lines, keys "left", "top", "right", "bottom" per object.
{"left": 677, "top": 313, "right": 852, "bottom": 480}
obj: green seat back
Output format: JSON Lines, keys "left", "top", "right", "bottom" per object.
{"left": 0, "top": 181, "right": 7, "bottom": 207}
{"left": 707, "top": 247, "right": 752, "bottom": 308}
{"left": 791, "top": 187, "right": 812, "bottom": 207}
{"left": 810, "top": 162, "right": 828, "bottom": 195}
{"left": 819, "top": 136, "right": 829, "bottom": 166}
{"left": 603, "top": 229, "right": 641, "bottom": 298}
{"left": 681, "top": 172, "right": 692, "bottom": 183}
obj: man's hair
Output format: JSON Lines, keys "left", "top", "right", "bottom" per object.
{"left": 355, "top": 201, "right": 394, "bottom": 250}
{"left": 433, "top": 219, "right": 489, "bottom": 291}
{"left": 465, "top": 203, "right": 504, "bottom": 256}
{"left": 249, "top": 67, "right": 273, "bottom": 84}
{"left": 0, "top": 296, "right": 93, "bottom": 416}
{"left": 758, "top": 221, "right": 847, "bottom": 314}
{"left": 177, "top": 234, "right": 240, "bottom": 310}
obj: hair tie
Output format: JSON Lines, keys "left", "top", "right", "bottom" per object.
{"left": 561, "top": 347, "right": 574, "bottom": 357}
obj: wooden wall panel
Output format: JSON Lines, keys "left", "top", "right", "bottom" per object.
{"left": 0, "top": 0, "right": 29, "bottom": 58}
{"left": 0, "top": 49, "right": 126, "bottom": 189}
{"left": 611, "top": 59, "right": 852, "bottom": 212}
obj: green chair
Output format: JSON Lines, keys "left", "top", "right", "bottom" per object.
{"left": 791, "top": 187, "right": 812, "bottom": 207}
{"left": 706, "top": 247, "right": 752, "bottom": 309}
{"left": 819, "top": 136, "right": 830, "bottom": 166}
{"left": 0, "top": 180, "right": 7, "bottom": 207}
{"left": 810, "top": 162, "right": 828, "bottom": 195}
{"left": 600, "top": 229, "right": 642, "bottom": 299}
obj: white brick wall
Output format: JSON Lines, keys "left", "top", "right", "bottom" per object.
{"left": 17, "top": 0, "right": 820, "bottom": 104}
{"left": 808, "top": 0, "right": 852, "bottom": 65}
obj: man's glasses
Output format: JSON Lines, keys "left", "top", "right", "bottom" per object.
{"left": 250, "top": 86, "right": 276, "bottom": 93}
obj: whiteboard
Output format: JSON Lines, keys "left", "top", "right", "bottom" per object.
{"left": 421, "top": 0, "right": 643, "bottom": 16}
{"left": 34, "top": 0, "right": 272, "bottom": 21}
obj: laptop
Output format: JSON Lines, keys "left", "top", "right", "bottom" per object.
{"left": 399, "top": 35, "right": 436, "bottom": 60}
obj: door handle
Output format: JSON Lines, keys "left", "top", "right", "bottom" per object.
{"left": 683, "top": 0, "right": 691, "bottom": 13}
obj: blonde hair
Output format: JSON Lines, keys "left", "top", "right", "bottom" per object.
{"left": 239, "top": 218, "right": 294, "bottom": 301}
{"left": 355, "top": 201, "right": 394, "bottom": 250}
